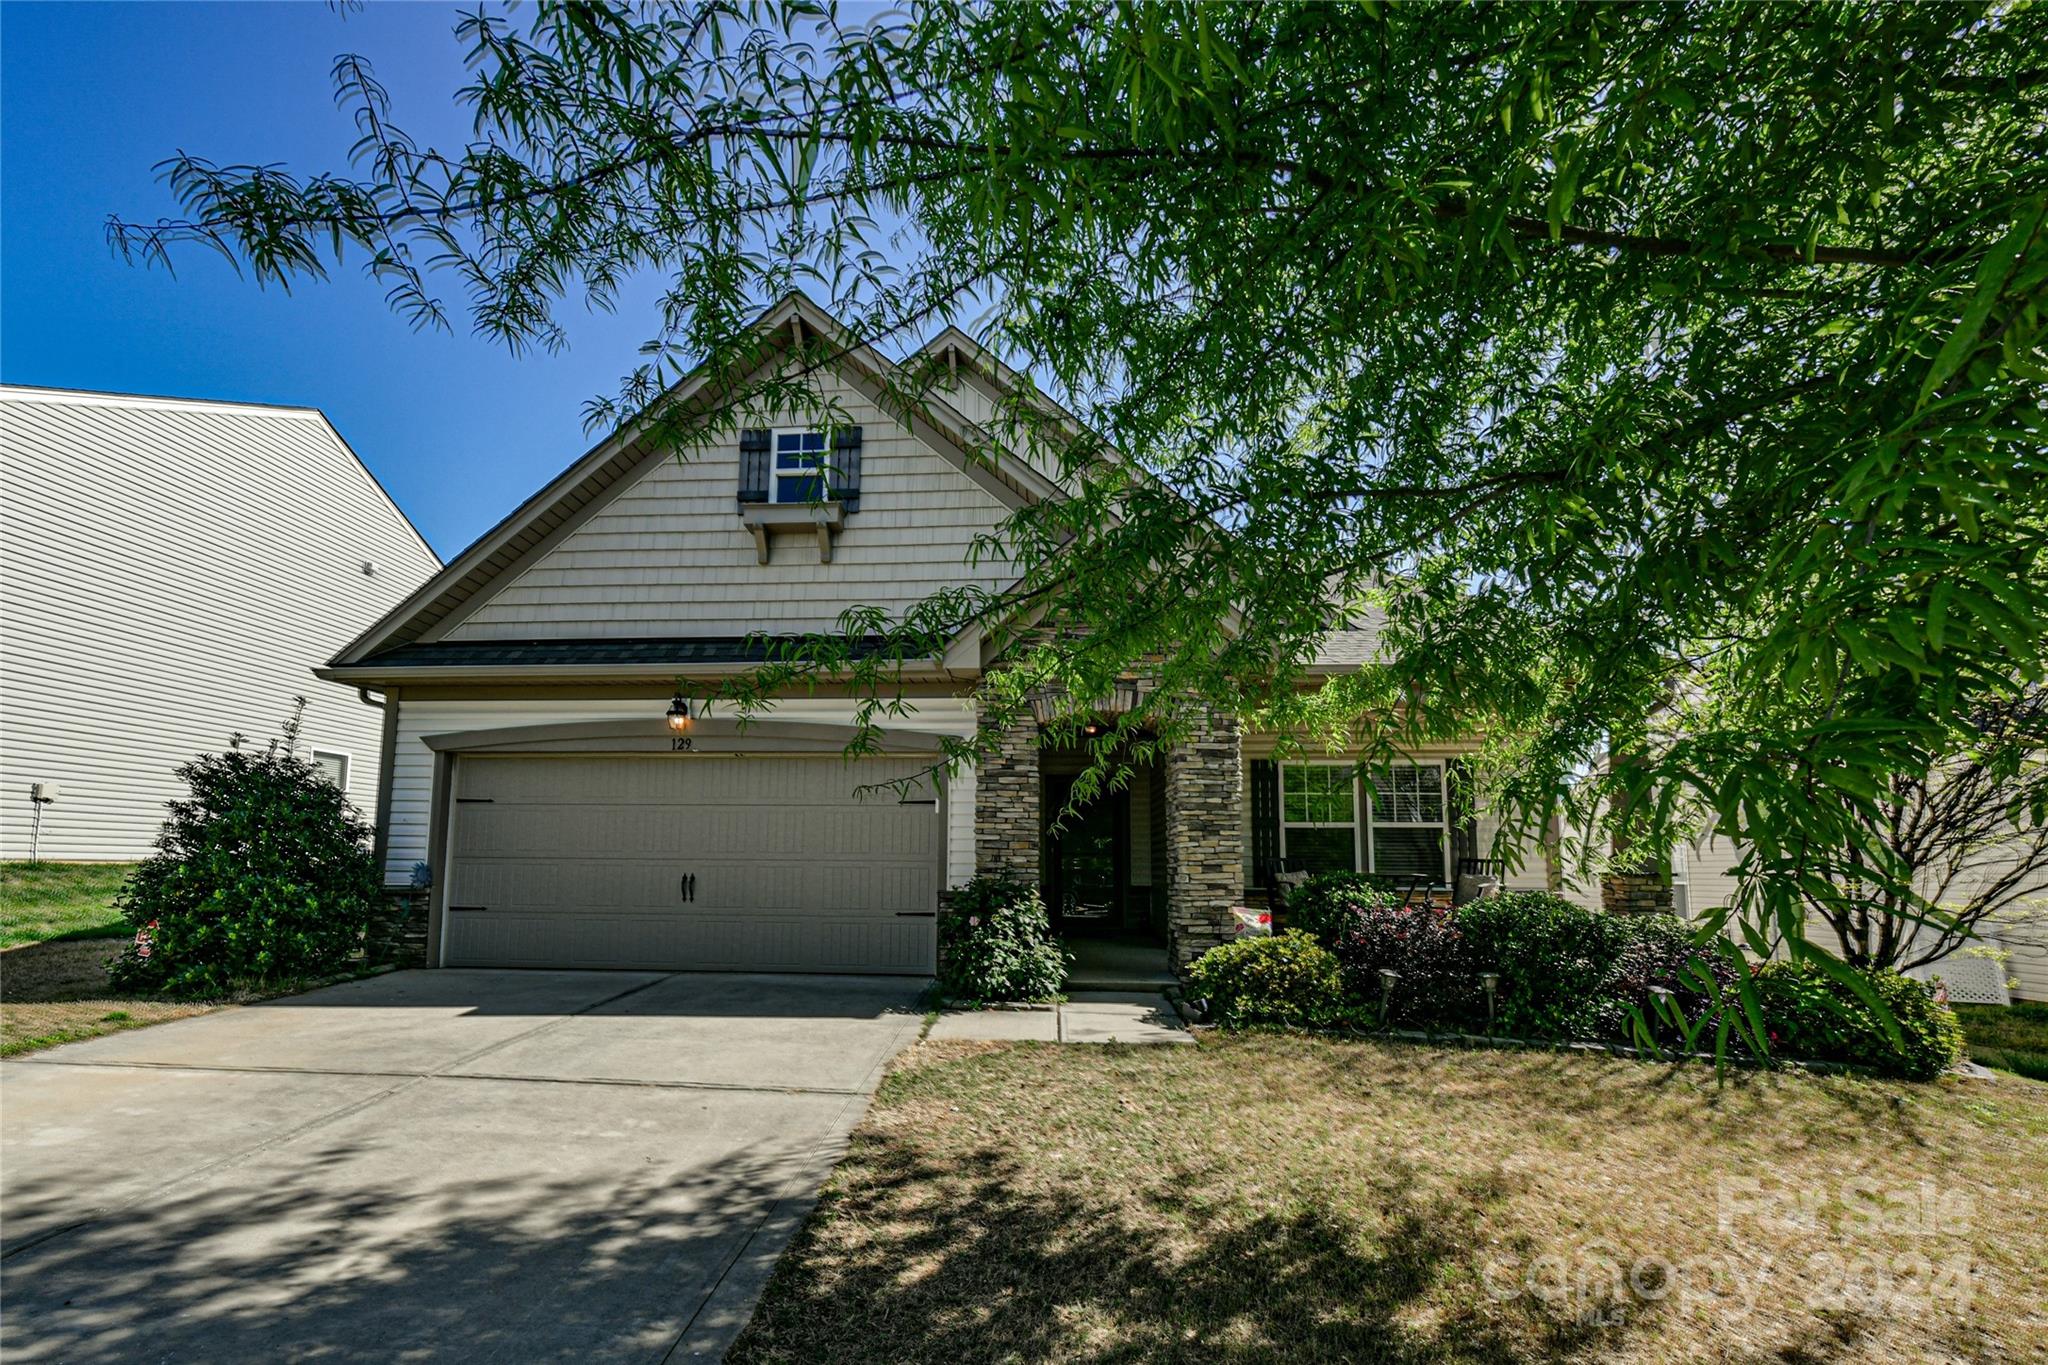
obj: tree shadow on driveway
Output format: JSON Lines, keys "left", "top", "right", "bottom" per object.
{"left": 2, "top": 1119, "right": 824, "bottom": 1362}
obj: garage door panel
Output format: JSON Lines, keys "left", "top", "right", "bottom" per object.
{"left": 443, "top": 755, "right": 940, "bottom": 974}
{"left": 455, "top": 754, "right": 939, "bottom": 806}
{"left": 444, "top": 911, "right": 934, "bottom": 974}
{"left": 452, "top": 802, "right": 940, "bottom": 862}
{"left": 449, "top": 857, "right": 936, "bottom": 916}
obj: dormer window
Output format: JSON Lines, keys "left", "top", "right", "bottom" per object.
{"left": 774, "top": 430, "right": 829, "bottom": 503}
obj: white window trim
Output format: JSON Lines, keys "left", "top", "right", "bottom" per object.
{"left": 771, "top": 427, "right": 829, "bottom": 505}
{"left": 1367, "top": 761, "right": 1451, "bottom": 884}
{"left": 1279, "top": 761, "right": 1363, "bottom": 873}
{"left": 310, "top": 747, "right": 352, "bottom": 793}
{"left": 1276, "top": 759, "right": 1457, "bottom": 883}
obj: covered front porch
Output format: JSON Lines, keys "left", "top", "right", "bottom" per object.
{"left": 973, "top": 704, "right": 1245, "bottom": 977}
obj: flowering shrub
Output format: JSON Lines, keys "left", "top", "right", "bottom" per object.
{"left": 1187, "top": 931, "right": 1349, "bottom": 1029}
{"left": 109, "top": 704, "right": 380, "bottom": 996}
{"left": 937, "top": 876, "right": 1067, "bottom": 1003}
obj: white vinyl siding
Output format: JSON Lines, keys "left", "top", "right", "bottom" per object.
{"left": 384, "top": 695, "right": 980, "bottom": 891}
{"left": 435, "top": 369, "right": 1023, "bottom": 641}
{"left": 0, "top": 389, "right": 439, "bottom": 861}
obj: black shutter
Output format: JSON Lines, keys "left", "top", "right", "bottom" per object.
{"left": 1249, "top": 759, "right": 1281, "bottom": 889}
{"left": 1446, "top": 756, "right": 1479, "bottom": 872}
{"left": 737, "top": 429, "right": 771, "bottom": 504}
{"left": 831, "top": 425, "right": 863, "bottom": 511}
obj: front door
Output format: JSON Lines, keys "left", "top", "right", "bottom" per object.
{"left": 1046, "top": 777, "right": 1128, "bottom": 936}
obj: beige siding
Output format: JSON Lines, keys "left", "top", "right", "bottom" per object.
{"left": 1678, "top": 827, "right": 2047, "bottom": 1002}
{"left": 928, "top": 370, "right": 1073, "bottom": 493}
{"left": 1678, "top": 831, "right": 1745, "bottom": 915}
{"left": 0, "top": 389, "right": 439, "bottom": 860}
{"left": 385, "top": 695, "right": 979, "bottom": 890}
{"left": 437, "top": 371, "right": 1021, "bottom": 641}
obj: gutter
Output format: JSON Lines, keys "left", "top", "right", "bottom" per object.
{"left": 314, "top": 657, "right": 957, "bottom": 686}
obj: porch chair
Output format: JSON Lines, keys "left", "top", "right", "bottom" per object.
{"left": 1453, "top": 857, "right": 1506, "bottom": 906}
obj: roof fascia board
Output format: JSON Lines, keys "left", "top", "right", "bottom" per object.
{"left": 421, "top": 716, "right": 952, "bottom": 756}
{"left": 315, "top": 656, "right": 952, "bottom": 685}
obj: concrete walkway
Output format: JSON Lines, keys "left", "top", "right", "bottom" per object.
{"left": 1, "top": 969, "right": 928, "bottom": 1363}
{"left": 927, "top": 991, "right": 1194, "bottom": 1044}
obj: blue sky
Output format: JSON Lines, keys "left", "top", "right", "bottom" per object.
{"left": 2, "top": 2, "right": 672, "bottom": 558}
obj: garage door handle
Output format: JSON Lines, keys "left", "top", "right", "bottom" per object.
{"left": 894, "top": 911, "right": 936, "bottom": 918}
{"left": 680, "top": 873, "right": 696, "bottom": 902}
{"left": 449, "top": 905, "right": 488, "bottom": 913}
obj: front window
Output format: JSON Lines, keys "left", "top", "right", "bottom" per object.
{"left": 311, "top": 749, "right": 351, "bottom": 792}
{"left": 1369, "top": 763, "right": 1446, "bottom": 880}
{"left": 773, "top": 429, "right": 828, "bottom": 503}
{"left": 1282, "top": 763, "right": 1358, "bottom": 875}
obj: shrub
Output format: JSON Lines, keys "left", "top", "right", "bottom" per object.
{"left": 938, "top": 876, "right": 1067, "bottom": 1003}
{"left": 1283, "top": 872, "right": 1400, "bottom": 944}
{"left": 1323, "top": 897, "right": 1475, "bottom": 1027}
{"left": 1751, "top": 961, "right": 1965, "bottom": 1080}
{"left": 1582, "top": 914, "right": 1745, "bottom": 1045}
{"left": 109, "top": 704, "right": 380, "bottom": 996}
{"left": 1187, "top": 931, "right": 1348, "bottom": 1029}
{"left": 1451, "top": 891, "right": 1628, "bottom": 1038}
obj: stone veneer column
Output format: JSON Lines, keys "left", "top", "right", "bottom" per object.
{"left": 1601, "top": 869, "right": 1674, "bottom": 916}
{"left": 1164, "top": 706, "right": 1244, "bottom": 973}
{"left": 973, "top": 697, "right": 1042, "bottom": 885}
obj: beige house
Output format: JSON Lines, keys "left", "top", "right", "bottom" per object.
{"left": 325, "top": 295, "right": 1550, "bottom": 978}
{"left": 0, "top": 387, "right": 440, "bottom": 861}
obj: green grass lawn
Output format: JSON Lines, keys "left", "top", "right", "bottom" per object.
{"left": 0, "top": 862, "right": 137, "bottom": 949}
{"left": 731, "top": 1035, "right": 2047, "bottom": 1364}
{"left": 1956, "top": 1000, "right": 2048, "bottom": 1082}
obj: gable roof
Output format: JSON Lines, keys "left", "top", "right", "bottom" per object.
{"left": 326, "top": 292, "right": 1063, "bottom": 672}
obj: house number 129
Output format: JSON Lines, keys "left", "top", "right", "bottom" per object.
{"left": 671, "top": 736, "right": 694, "bottom": 751}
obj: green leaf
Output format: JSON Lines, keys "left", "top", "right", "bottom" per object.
{"left": 1918, "top": 196, "right": 2045, "bottom": 407}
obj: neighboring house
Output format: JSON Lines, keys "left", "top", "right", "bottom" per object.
{"left": 1671, "top": 834, "right": 2045, "bottom": 1004}
{"left": 1549, "top": 806, "right": 2046, "bottom": 1004}
{"left": 320, "top": 294, "right": 1552, "bottom": 979}
{"left": 0, "top": 386, "right": 441, "bottom": 861}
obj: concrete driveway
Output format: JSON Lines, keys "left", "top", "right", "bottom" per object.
{"left": 0, "top": 969, "right": 929, "bottom": 1362}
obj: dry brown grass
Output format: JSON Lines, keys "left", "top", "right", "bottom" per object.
{"left": 0, "top": 938, "right": 223, "bottom": 1055}
{"left": 732, "top": 1034, "right": 2048, "bottom": 1364}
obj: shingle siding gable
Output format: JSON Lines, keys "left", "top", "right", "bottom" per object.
{"left": 437, "top": 371, "right": 1022, "bottom": 641}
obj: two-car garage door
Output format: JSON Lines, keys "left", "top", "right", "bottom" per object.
{"left": 441, "top": 754, "right": 942, "bottom": 974}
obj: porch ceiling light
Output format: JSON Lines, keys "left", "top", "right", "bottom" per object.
{"left": 665, "top": 695, "right": 693, "bottom": 734}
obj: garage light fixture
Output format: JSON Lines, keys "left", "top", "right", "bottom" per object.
{"left": 665, "top": 695, "right": 693, "bottom": 734}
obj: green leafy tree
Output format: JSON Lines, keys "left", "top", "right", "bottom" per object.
{"left": 111, "top": 701, "right": 381, "bottom": 995}
{"left": 112, "top": 1, "right": 2048, "bottom": 970}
